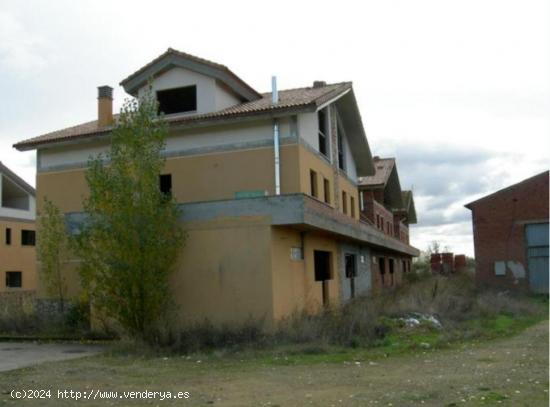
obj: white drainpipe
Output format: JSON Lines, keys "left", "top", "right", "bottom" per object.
{"left": 272, "top": 76, "right": 281, "bottom": 195}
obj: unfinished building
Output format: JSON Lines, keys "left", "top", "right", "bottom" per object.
{"left": 14, "top": 49, "right": 419, "bottom": 327}
{"left": 0, "top": 162, "right": 37, "bottom": 292}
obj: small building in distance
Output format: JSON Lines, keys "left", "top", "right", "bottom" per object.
{"left": 465, "top": 171, "right": 549, "bottom": 293}
{"left": 0, "top": 162, "right": 37, "bottom": 292}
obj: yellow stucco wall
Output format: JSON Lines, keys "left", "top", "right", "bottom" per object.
{"left": 297, "top": 145, "right": 359, "bottom": 220}
{"left": 37, "top": 144, "right": 301, "bottom": 213}
{"left": 171, "top": 216, "right": 274, "bottom": 326}
{"left": 33, "top": 139, "right": 358, "bottom": 326}
{"left": 270, "top": 226, "right": 340, "bottom": 320}
{"left": 0, "top": 219, "right": 37, "bottom": 291}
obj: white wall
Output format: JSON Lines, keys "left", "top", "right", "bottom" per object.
{"left": 39, "top": 118, "right": 293, "bottom": 171}
{"left": 341, "top": 124, "right": 358, "bottom": 182}
{"left": 215, "top": 82, "right": 242, "bottom": 111}
{"left": 298, "top": 112, "right": 319, "bottom": 151}
{"left": 136, "top": 67, "right": 241, "bottom": 115}
{"left": 0, "top": 174, "right": 36, "bottom": 220}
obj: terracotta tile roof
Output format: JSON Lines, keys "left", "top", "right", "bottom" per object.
{"left": 357, "top": 157, "right": 395, "bottom": 187}
{"left": 120, "top": 48, "right": 262, "bottom": 100}
{"left": 14, "top": 82, "right": 352, "bottom": 151}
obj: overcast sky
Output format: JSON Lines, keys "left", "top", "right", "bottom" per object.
{"left": 1, "top": 0, "right": 548, "bottom": 256}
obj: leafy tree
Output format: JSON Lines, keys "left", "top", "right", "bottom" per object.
{"left": 75, "top": 92, "right": 184, "bottom": 338}
{"left": 37, "top": 198, "right": 69, "bottom": 312}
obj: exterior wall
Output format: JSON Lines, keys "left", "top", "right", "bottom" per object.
{"left": 371, "top": 197, "right": 394, "bottom": 236}
{"left": 136, "top": 67, "right": 239, "bottom": 115}
{"left": 172, "top": 216, "right": 274, "bottom": 326}
{"left": 270, "top": 227, "right": 340, "bottom": 319}
{"left": 37, "top": 143, "right": 301, "bottom": 213}
{"left": 338, "top": 242, "right": 371, "bottom": 302}
{"left": 393, "top": 215, "right": 409, "bottom": 244}
{"left": 341, "top": 129, "right": 358, "bottom": 182}
{"left": 38, "top": 119, "right": 293, "bottom": 172}
{"left": 0, "top": 175, "right": 36, "bottom": 221}
{"left": 370, "top": 252, "right": 409, "bottom": 293}
{"left": 0, "top": 219, "right": 37, "bottom": 292}
{"left": 469, "top": 172, "right": 549, "bottom": 291}
{"left": 338, "top": 174, "right": 360, "bottom": 220}
{"left": 298, "top": 112, "right": 321, "bottom": 155}
{"left": 215, "top": 82, "right": 242, "bottom": 110}
{"left": 298, "top": 143, "right": 335, "bottom": 205}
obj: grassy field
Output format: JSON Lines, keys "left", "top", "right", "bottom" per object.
{"left": 1, "top": 317, "right": 548, "bottom": 406}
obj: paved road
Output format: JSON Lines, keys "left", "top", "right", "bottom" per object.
{"left": 0, "top": 342, "right": 104, "bottom": 372}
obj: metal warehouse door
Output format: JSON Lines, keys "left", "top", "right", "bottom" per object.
{"left": 525, "top": 223, "right": 549, "bottom": 293}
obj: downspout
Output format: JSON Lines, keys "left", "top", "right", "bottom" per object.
{"left": 272, "top": 76, "right": 281, "bottom": 195}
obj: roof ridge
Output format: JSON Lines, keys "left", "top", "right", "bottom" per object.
{"left": 120, "top": 48, "right": 228, "bottom": 86}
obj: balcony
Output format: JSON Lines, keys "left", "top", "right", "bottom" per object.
{"left": 66, "top": 193, "right": 419, "bottom": 257}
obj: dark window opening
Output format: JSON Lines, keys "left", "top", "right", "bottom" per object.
{"left": 389, "top": 258, "right": 395, "bottom": 286}
{"left": 310, "top": 170, "right": 318, "bottom": 198}
{"left": 6, "top": 271, "right": 22, "bottom": 288}
{"left": 157, "top": 85, "right": 197, "bottom": 115}
{"left": 21, "top": 230, "right": 35, "bottom": 246}
{"left": 5, "top": 228, "right": 11, "bottom": 245}
{"left": 379, "top": 257, "right": 386, "bottom": 285}
{"left": 317, "top": 109, "right": 328, "bottom": 156}
{"left": 345, "top": 254, "right": 357, "bottom": 278}
{"left": 337, "top": 129, "right": 345, "bottom": 170}
{"left": 314, "top": 250, "right": 332, "bottom": 306}
{"left": 350, "top": 196, "right": 356, "bottom": 218}
{"left": 402, "top": 260, "right": 406, "bottom": 273}
{"left": 345, "top": 253, "right": 357, "bottom": 299}
{"left": 323, "top": 178, "right": 330, "bottom": 204}
{"left": 342, "top": 191, "right": 348, "bottom": 214}
{"left": 159, "top": 174, "right": 172, "bottom": 195}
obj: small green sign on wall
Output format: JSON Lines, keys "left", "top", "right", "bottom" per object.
{"left": 234, "top": 190, "right": 267, "bottom": 199}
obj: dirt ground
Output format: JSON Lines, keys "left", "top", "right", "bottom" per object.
{"left": 1, "top": 321, "right": 548, "bottom": 406}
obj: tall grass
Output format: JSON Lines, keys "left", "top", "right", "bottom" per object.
{"left": 147, "top": 271, "right": 546, "bottom": 353}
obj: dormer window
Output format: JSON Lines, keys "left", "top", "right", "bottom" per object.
{"left": 157, "top": 85, "right": 197, "bottom": 115}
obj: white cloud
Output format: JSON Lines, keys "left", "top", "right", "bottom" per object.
{"left": 0, "top": 10, "right": 48, "bottom": 76}
{"left": 0, "top": 0, "right": 548, "bottom": 258}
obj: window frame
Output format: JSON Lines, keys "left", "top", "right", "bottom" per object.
{"left": 159, "top": 174, "right": 172, "bottom": 196}
{"left": 323, "top": 177, "right": 330, "bottom": 204}
{"left": 5, "top": 228, "right": 11, "bottom": 245}
{"left": 310, "top": 170, "right": 318, "bottom": 198}
{"left": 156, "top": 85, "right": 197, "bottom": 115}
{"left": 317, "top": 108, "right": 329, "bottom": 157}
{"left": 5, "top": 271, "right": 22, "bottom": 288}
{"left": 21, "top": 229, "right": 35, "bottom": 246}
{"left": 342, "top": 191, "right": 348, "bottom": 214}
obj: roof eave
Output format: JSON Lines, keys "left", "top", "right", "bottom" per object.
{"left": 0, "top": 161, "right": 36, "bottom": 196}
{"left": 13, "top": 104, "right": 316, "bottom": 151}
{"left": 120, "top": 51, "right": 262, "bottom": 101}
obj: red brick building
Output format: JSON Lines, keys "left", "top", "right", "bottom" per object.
{"left": 358, "top": 157, "right": 417, "bottom": 291}
{"left": 465, "top": 171, "right": 549, "bottom": 293}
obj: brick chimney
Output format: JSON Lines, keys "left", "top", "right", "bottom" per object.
{"left": 97, "top": 86, "right": 113, "bottom": 127}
